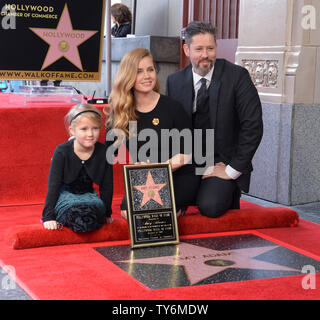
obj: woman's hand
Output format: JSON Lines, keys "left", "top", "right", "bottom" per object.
{"left": 134, "top": 160, "right": 151, "bottom": 165}
{"left": 167, "top": 154, "right": 192, "bottom": 172}
{"left": 43, "top": 220, "right": 61, "bottom": 230}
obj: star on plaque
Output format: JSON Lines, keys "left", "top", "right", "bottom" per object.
{"left": 134, "top": 170, "right": 166, "bottom": 207}
{"left": 29, "top": 4, "right": 98, "bottom": 71}
{"left": 118, "top": 242, "right": 299, "bottom": 285}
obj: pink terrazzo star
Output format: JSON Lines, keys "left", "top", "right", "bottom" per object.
{"left": 119, "top": 243, "right": 299, "bottom": 285}
{"left": 134, "top": 171, "right": 166, "bottom": 207}
{"left": 29, "top": 4, "right": 98, "bottom": 71}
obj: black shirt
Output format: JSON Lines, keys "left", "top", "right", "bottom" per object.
{"left": 106, "top": 94, "right": 193, "bottom": 170}
{"left": 111, "top": 22, "right": 131, "bottom": 37}
{"left": 42, "top": 140, "right": 113, "bottom": 222}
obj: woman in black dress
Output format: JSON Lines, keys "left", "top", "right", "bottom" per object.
{"left": 104, "top": 48, "right": 200, "bottom": 218}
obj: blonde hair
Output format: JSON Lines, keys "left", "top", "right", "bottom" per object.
{"left": 104, "top": 48, "right": 160, "bottom": 143}
{"left": 65, "top": 103, "right": 102, "bottom": 135}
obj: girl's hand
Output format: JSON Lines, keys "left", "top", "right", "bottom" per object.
{"left": 106, "top": 217, "right": 114, "bottom": 224}
{"left": 121, "top": 210, "right": 128, "bottom": 220}
{"left": 43, "top": 220, "right": 61, "bottom": 230}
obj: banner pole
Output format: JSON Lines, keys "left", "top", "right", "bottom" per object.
{"left": 132, "top": 0, "right": 137, "bottom": 34}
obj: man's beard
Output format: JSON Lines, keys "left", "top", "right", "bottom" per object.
{"left": 194, "top": 58, "right": 214, "bottom": 76}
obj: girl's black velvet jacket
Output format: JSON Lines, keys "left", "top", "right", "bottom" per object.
{"left": 42, "top": 139, "right": 113, "bottom": 222}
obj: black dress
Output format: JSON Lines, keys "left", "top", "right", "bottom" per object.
{"left": 54, "top": 167, "right": 106, "bottom": 233}
{"left": 107, "top": 94, "right": 201, "bottom": 211}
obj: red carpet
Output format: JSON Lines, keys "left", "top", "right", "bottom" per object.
{"left": 5, "top": 205, "right": 298, "bottom": 249}
{"left": 0, "top": 95, "right": 123, "bottom": 206}
{"left": 1, "top": 95, "right": 318, "bottom": 300}
{"left": 1, "top": 94, "right": 299, "bottom": 250}
{"left": 0, "top": 210, "right": 319, "bottom": 300}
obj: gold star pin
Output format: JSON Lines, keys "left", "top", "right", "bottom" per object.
{"left": 152, "top": 118, "right": 159, "bottom": 126}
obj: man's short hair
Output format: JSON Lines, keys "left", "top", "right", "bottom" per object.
{"left": 184, "top": 21, "right": 217, "bottom": 45}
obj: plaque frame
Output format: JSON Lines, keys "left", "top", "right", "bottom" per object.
{"left": 123, "top": 163, "right": 179, "bottom": 249}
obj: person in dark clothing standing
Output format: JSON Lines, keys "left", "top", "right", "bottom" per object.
{"left": 111, "top": 3, "right": 132, "bottom": 37}
{"left": 166, "top": 21, "right": 263, "bottom": 218}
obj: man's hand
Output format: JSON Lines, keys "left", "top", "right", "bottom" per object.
{"left": 202, "top": 162, "right": 232, "bottom": 180}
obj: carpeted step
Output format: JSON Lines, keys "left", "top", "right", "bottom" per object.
{"left": 5, "top": 207, "right": 299, "bottom": 249}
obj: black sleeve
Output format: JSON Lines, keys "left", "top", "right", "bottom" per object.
{"left": 99, "top": 161, "right": 113, "bottom": 217}
{"left": 114, "top": 23, "right": 131, "bottom": 37}
{"left": 105, "top": 127, "right": 121, "bottom": 159}
{"left": 172, "top": 101, "right": 193, "bottom": 155}
{"left": 173, "top": 101, "right": 192, "bottom": 131}
{"left": 229, "top": 68, "right": 263, "bottom": 172}
{"left": 111, "top": 25, "right": 117, "bottom": 37}
{"left": 42, "top": 148, "right": 64, "bottom": 222}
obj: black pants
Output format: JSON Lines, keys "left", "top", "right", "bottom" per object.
{"left": 196, "top": 176, "right": 240, "bottom": 218}
{"left": 172, "top": 167, "right": 201, "bottom": 211}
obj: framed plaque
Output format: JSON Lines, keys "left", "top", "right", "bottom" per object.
{"left": 123, "top": 163, "right": 179, "bottom": 249}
